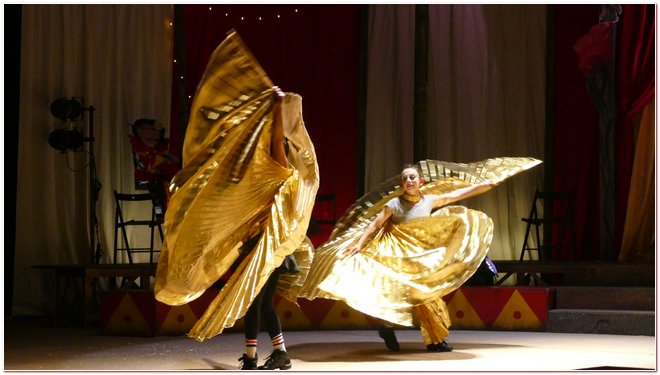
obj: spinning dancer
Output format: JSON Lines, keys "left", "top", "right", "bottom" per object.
{"left": 299, "top": 158, "right": 541, "bottom": 352}
{"left": 155, "top": 31, "right": 319, "bottom": 370}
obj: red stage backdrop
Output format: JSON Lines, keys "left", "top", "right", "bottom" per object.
{"left": 169, "top": 5, "right": 362, "bottom": 224}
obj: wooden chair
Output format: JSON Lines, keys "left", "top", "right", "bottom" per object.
{"left": 520, "top": 189, "right": 577, "bottom": 261}
{"left": 113, "top": 190, "right": 164, "bottom": 264}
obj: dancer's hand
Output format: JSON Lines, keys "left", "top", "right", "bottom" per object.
{"left": 344, "top": 244, "right": 362, "bottom": 257}
{"left": 273, "top": 85, "right": 284, "bottom": 102}
{"left": 272, "top": 86, "right": 284, "bottom": 118}
{"left": 270, "top": 86, "right": 287, "bottom": 167}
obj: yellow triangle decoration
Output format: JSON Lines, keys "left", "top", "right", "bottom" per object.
{"left": 319, "top": 300, "right": 373, "bottom": 330}
{"left": 276, "top": 298, "right": 314, "bottom": 331}
{"left": 103, "top": 294, "right": 153, "bottom": 337}
{"left": 493, "top": 290, "right": 543, "bottom": 330}
{"left": 157, "top": 304, "right": 199, "bottom": 336}
{"left": 445, "top": 290, "right": 485, "bottom": 329}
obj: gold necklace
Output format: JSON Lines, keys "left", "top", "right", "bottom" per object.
{"left": 401, "top": 193, "right": 421, "bottom": 204}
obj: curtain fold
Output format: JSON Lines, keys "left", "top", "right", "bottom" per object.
{"left": 15, "top": 4, "right": 173, "bottom": 314}
{"left": 618, "top": 101, "right": 655, "bottom": 262}
{"left": 364, "top": 4, "right": 416, "bottom": 190}
{"left": 615, "top": 4, "right": 656, "bottom": 257}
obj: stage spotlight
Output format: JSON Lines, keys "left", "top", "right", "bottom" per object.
{"left": 48, "top": 128, "right": 84, "bottom": 152}
{"left": 48, "top": 98, "right": 85, "bottom": 152}
{"left": 46, "top": 97, "right": 102, "bottom": 263}
{"left": 50, "top": 98, "right": 83, "bottom": 121}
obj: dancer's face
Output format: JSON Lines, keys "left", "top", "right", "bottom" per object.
{"left": 401, "top": 168, "right": 424, "bottom": 195}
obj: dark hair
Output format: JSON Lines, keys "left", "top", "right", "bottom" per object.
{"left": 131, "top": 118, "right": 165, "bottom": 140}
{"left": 400, "top": 163, "right": 422, "bottom": 180}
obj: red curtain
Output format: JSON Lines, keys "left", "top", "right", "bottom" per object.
{"left": 614, "top": 4, "right": 656, "bottom": 253}
{"left": 169, "top": 5, "right": 362, "bottom": 227}
{"left": 552, "top": 5, "right": 602, "bottom": 260}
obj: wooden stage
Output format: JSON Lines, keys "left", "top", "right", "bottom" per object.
{"left": 34, "top": 260, "right": 654, "bottom": 327}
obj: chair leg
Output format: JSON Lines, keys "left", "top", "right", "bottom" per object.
{"left": 534, "top": 223, "right": 542, "bottom": 261}
{"left": 520, "top": 222, "right": 533, "bottom": 261}
{"left": 149, "top": 223, "right": 155, "bottom": 264}
{"left": 119, "top": 225, "right": 133, "bottom": 264}
{"left": 113, "top": 224, "right": 118, "bottom": 264}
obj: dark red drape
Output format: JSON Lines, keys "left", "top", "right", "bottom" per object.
{"left": 169, "top": 5, "right": 362, "bottom": 237}
{"left": 552, "top": 5, "right": 602, "bottom": 261}
{"left": 614, "top": 4, "right": 656, "bottom": 254}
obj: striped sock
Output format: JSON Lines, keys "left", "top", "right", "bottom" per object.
{"left": 271, "top": 333, "right": 286, "bottom": 352}
{"left": 245, "top": 339, "right": 257, "bottom": 358}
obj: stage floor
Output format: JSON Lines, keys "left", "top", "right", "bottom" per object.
{"left": 4, "top": 317, "right": 655, "bottom": 372}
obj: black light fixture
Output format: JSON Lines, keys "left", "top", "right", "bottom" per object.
{"left": 48, "top": 97, "right": 102, "bottom": 264}
{"left": 48, "top": 98, "right": 86, "bottom": 152}
{"left": 50, "top": 97, "right": 83, "bottom": 121}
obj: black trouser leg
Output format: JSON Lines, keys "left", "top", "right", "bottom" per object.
{"left": 244, "top": 271, "right": 281, "bottom": 340}
{"left": 259, "top": 272, "right": 282, "bottom": 338}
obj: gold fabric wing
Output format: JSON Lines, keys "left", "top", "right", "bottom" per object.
{"left": 154, "top": 31, "right": 319, "bottom": 341}
{"left": 298, "top": 157, "right": 541, "bottom": 327}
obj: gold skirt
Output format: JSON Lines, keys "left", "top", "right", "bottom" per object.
{"left": 154, "top": 31, "right": 319, "bottom": 341}
{"left": 301, "top": 206, "right": 493, "bottom": 328}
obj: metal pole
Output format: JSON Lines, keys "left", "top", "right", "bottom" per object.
{"left": 86, "top": 106, "right": 101, "bottom": 264}
{"left": 413, "top": 4, "right": 429, "bottom": 162}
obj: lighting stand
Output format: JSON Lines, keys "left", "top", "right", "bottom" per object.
{"left": 83, "top": 106, "right": 103, "bottom": 264}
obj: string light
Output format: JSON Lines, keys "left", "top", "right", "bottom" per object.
{"left": 182, "top": 6, "right": 305, "bottom": 108}
{"left": 209, "top": 7, "right": 299, "bottom": 22}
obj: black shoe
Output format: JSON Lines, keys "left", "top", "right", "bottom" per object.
{"left": 378, "top": 326, "right": 400, "bottom": 352}
{"left": 427, "top": 341, "right": 453, "bottom": 352}
{"left": 238, "top": 353, "right": 258, "bottom": 370}
{"left": 258, "top": 349, "right": 292, "bottom": 370}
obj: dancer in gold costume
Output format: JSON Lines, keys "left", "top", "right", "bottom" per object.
{"left": 299, "top": 157, "right": 541, "bottom": 352}
{"left": 154, "top": 32, "right": 319, "bottom": 370}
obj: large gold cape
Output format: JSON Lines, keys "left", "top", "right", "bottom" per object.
{"left": 154, "top": 31, "right": 319, "bottom": 341}
{"left": 299, "top": 158, "right": 541, "bottom": 331}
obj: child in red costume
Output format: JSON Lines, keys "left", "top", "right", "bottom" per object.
{"left": 130, "top": 118, "right": 180, "bottom": 218}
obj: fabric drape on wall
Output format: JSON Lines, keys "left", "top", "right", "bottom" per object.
{"left": 618, "top": 101, "right": 655, "bottom": 262}
{"left": 614, "top": 4, "right": 655, "bottom": 259}
{"left": 366, "top": 5, "right": 546, "bottom": 261}
{"left": 364, "top": 5, "right": 416, "bottom": 190}
{"left": 15, "top": 5, "right": 173, "bottom": 315}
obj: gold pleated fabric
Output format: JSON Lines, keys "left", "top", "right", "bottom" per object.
{"left": 154, "top": 31, "right": 319, "bottom": 341}
{"left": 299, "top": 158, "right": 541, "bottom": 338}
